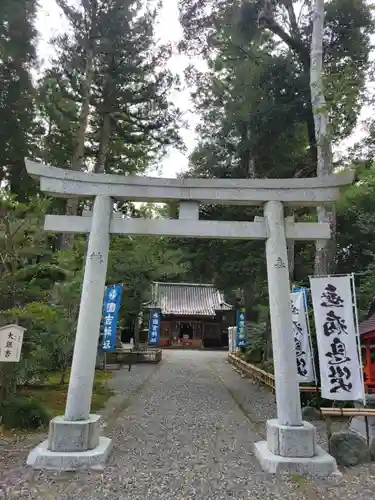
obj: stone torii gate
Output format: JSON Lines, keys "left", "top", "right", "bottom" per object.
{"left": 25, "top": 160, "right": 353, "bottom": 475}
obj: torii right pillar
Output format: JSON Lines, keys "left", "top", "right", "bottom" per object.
{"left": 254, "top": 200, "right": 338, "bottom": 476}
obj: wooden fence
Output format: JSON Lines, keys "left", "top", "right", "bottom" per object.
{"left": 228, "top": 352, "right": 319, "bottom": 393}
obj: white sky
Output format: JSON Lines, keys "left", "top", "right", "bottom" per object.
{"left": 36, "top": 0, "right": 374, "bottom": 178}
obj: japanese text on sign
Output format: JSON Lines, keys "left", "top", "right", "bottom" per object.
{"left": 0, "top": 324, "right": 25, "bottom": 363}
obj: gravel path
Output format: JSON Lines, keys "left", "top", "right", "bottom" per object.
{"left": 0, "top": 350, "right": 375, "bottom": 499}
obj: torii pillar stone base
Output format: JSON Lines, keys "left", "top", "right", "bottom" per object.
{"left": 253, "top": 201, "right": 338, "bottom": 476}
{"left": 26, "top": 424, "right": 112, "bottom": 471}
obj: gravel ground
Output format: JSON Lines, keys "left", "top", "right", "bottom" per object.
{"left": 0, "top": 350, "right": 375, "bottom": 499}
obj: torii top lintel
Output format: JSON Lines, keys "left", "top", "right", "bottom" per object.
{"left": 25, "top": 160, "right": 354, "bottom": 207}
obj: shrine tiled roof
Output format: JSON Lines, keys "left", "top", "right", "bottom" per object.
{"left": 359, "top": 297, "right": 375, "bottom": 336}
{"left": 148, "top": 282, "right": 233, "bottom": 316}
{"left": 359, "top": 314, "right": 375, "bottom": 336}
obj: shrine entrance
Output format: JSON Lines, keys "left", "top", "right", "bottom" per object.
{"left": 179, "top": 322, "right": 193, "bottom": 340}
{"left": 24, "top": 159, "right": 353, "bottom": 476}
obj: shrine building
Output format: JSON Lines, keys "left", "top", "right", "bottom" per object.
{"left": 145, "top": 282, "right": 234, "bottom": 348}
{"left": 360, "top": 296, "right": 375, "bottom": 393}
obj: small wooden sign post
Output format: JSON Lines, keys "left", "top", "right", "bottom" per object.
{"left": 0, "top": 324, "right": 25, "bottom": 363}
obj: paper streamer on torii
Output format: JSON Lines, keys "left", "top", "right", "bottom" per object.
{"left": 310, "top": 275, "right": 365, "bottom": 402}
{"left": 291, "top": 290, "right": 315, "bottom": 383}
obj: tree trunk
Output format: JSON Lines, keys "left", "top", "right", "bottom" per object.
{"left": 239, "top": 123, "right": 256, "bottom": 178}
{"left": 286, "top": 211, "right": 295, "bottom": 282}
{"left": 94, "top": 56, "right": 115, "bottom": 174}
{"left": 59, "top": 364, "right": 68, "bottom": 385}
{"left": 134, "top": 317, "right": 140, "bottom": 351}
{"left": 59, "top": 46, "right": 95, "bottom": 250}
{"left": 310, "top": 0, "right": 334, "bottom": 275}
{"left": 315, "top": 207, "right": 336, "bottom": 274}
{"left": 281, "top": 0, "right": 300, "bottom": 40}
{"left": 95, "top": 112, "right": 111, "bottom": 174}
{"left": 0, "top": 363, "right": 17, "bottom": 405}
{"left": 0, "top": 365, "right": 9, "bottom": 405}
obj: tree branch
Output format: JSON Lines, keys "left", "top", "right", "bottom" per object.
{"left": 260, "top": 14, "right": 309, "bottom": 63}
{"left": 281, "top": 0, "right": 300, "bottom": 40}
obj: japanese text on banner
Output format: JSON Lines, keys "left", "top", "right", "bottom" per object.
{"left": 236, "top": 309, "right": 247, "bottom": 348}
{"left": 148, "top": 311, "right": 160, "bottom": 345}
{"left": 102, "top": 284, "right": 124, "bottom": 352}
{"left": 310, "top": 276, "right": 364, "bottom": 402}
{"left": 291, "top": 290, "right": 315, "bottom": 383}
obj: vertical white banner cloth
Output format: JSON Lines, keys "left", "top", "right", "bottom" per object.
{"left": 291, "top": 291, "right": 315, "bottom": 383}
{"left": 310, "top": 276, "right": 364, "bottom": 401}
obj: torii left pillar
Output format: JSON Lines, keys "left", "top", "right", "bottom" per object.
{"left": 27, "top": 195, "right": 113, "bottom": 470}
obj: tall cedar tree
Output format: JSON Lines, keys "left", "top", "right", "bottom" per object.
{"left": 0, "top": 0, "right": 39, "bottom": 200}
{"left": 40, "top": 0, "right": 181, "bottom": 249}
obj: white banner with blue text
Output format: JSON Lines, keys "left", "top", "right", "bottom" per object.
{"left": 291, "top": 291, "right": 315, "bottom": 383}
{"left": 310, "top": 276, "right": 364, "bottom": 402}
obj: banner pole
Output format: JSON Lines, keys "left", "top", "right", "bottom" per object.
{"left": 303, "top": 288, "right": 319, "bottom": 399}
{"left": 351, "top": 273, "right": 366, "bottom": 406}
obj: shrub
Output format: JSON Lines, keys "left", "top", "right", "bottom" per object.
{"left": 0, "top": 395, "right": 51, "bottom": 430}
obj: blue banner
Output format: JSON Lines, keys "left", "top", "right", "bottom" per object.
{"left": 236, "top": 309, "right": 247, "bottom": 348}
{"left": 148, "top": 310, "right": 161, "bottom": 345}
{"left": 292, "top": 287, "right": 309, "bottom": 309}
{"left": 102, "top": 284, "right": 124, "bottom": 352}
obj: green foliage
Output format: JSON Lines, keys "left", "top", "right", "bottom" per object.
{"left": 0, "top": 193, "right": 55, "bottom": 311}
{"left": 336, "top": 164, "right": 375, "bottom": 315}
{"left": 38, "top": 0, "right": 183, "bottom": 176}
{"left": 107, "top": 234, "right": 189, "bottom": 325}
{"left": 324, "top": 0, "right": 373, "bottom": 138}
{"left": 3, "top": 302, "right": 61, "bottom": 385}
{"left": 180, "top": 0, "right": 374, "bottom": 174}
{"left": 243, "top": 325, "right": 265, "bottom": 364}
{"left": 37, "top": 72, "right": 79, "bottom": 169}
{"left": 0, "top": 0, "right": 40, "bottom": 200}
{"left": 0, "top": 395, "right": 51, "bottom": 430}
{"left": 0, "top": 196, "right": 84, "bottom": 400}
